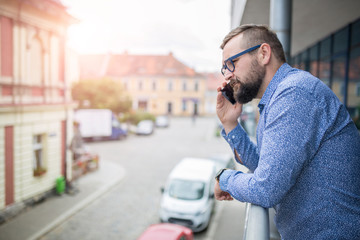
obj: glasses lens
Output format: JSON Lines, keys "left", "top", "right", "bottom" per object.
{"left": 221, "top": 65, "right": 226, "bottom": 76}
{"left": 226, "top": 60, "right": 235, "bottom": 72}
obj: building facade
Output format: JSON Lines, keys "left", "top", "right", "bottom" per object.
{"left": 79, "top": 53, "right": 207, "bottom": 117}
{"left": 0, "top": 0, "right": 76, "bottom": 211}
{"left": 230, "top": 0, "right": 360, "bottom": 130}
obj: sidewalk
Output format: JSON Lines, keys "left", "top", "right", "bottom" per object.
{"left": 0, "top": 160, "right": 126, "bottom": 240}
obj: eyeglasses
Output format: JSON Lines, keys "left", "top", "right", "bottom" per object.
{"left": 221, "top": 44, "right": 262, "bottom": 76}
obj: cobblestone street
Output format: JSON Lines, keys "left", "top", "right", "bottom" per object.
{"left": 40, "top": 117, "right": 238, "bottom": 240}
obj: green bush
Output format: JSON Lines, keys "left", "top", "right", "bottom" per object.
{"left": 119, "top": 111, "right": 155, "bottom": 125}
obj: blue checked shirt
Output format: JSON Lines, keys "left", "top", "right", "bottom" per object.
{"left": 220, "top": 63, "right": 360, "bottom": 239}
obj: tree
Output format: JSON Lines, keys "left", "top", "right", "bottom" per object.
{"left": 71, "top": 78, "right": 132, "bottom": 114}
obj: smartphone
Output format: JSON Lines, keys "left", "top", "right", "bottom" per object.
{"left": 220, "top": 83, "right": 236, "bottom": 105}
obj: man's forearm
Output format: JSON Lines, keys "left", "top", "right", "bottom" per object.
{"left": 222, "top": 124, "right": 259, "bottom": 171}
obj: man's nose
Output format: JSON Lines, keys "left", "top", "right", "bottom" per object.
{"left": 224, "top": 69, "right": 234, "bottom": 81}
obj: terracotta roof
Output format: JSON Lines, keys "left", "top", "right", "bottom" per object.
{"left": 79, "top": 52, "right": 202, "bottom": 79}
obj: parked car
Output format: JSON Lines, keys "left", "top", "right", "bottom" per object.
{"left": 160, "top": 158, "right": 216, "bottom": 232}
{"left": 137, "top": 223, "right": 193, "bottom": 240}
{"left": 136, "top": 120, "right": 154, "bottom": 135}
{"left": 155, "top": 115, "right": 170, "bottom": 128}
{"left": 208, "top": 153, "right": 235, "bottom": 171}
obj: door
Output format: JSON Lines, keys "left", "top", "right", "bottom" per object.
{"left": 193, "top": 102, "right": 198, "bottom": 116}
{"left": 167, "top": 102, "right": 172, "bottom": 114}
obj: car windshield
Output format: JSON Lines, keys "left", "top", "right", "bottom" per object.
{"left": 168, "top": 179, "right": 205, "bottom": 200}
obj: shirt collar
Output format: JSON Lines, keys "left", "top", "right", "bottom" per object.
{"left": 258, "top": 63, "right": 292, "bottom": 112}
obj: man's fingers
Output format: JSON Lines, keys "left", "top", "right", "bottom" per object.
{"left": 217, "top": 82, "right": 229, "bottom": 92}
{"left": 216, "top": 192, "right": 233, "bottom": 201}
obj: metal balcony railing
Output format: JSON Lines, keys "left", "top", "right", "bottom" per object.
{"left": 243, "top": 203, "right": 281, "bottom": 240}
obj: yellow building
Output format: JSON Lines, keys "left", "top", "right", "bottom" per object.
{"left": 0, "top": 0, "right": 76, "bottom": 211}
{"left": 79, "top": 52, "right": 207, "bottom": 116}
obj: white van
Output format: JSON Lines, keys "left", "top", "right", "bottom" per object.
{"left": 159, "top": 158, "right": 216, "bottom": 232}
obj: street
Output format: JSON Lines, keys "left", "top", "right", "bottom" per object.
{"left": 40, "top": 117, "right": 246, "bottom": 240}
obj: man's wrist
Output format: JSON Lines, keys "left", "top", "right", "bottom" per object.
{"left": 215, "top": 168, "right": 228, "bottom": 182}
{"left": 223, "top": 122, "right": 238, "bottom": 135}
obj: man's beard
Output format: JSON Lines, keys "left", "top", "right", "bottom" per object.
{"left": 230, "top": 59, "right": 265, "bottom": 104}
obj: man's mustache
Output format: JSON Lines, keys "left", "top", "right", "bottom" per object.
{"left": 229, "top": 78, "right": 240, "bottom": 88}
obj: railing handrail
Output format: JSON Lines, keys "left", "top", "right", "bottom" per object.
{"left": 243, "top": 202, "right": 270, "bottom": 240}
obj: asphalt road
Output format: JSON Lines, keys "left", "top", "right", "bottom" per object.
{"left": 40, "top": 116, "right": 246, "bottom": 240}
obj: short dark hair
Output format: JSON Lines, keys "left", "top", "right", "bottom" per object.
{"left": 220, "top": 24, "right": 286, "bottom": 63}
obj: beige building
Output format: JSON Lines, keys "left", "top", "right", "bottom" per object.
{"left": 79, "top": 52, "right": 207, "bottom": 116}
{"left": 0, "top": 0, "right": 76, "bottom": 211}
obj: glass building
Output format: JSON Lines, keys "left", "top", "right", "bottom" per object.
{"left": 291, "top": 18, "right": 360, "bottom": 130}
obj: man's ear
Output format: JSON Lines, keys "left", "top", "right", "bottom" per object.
{"left": 258, "top": 43, "right": 271, "bottom": 65}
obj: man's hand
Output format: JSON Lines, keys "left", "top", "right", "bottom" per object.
{"left": 216, "top": 82, "right": 243, "bottom": 134}
{"left": 214, "top": 180, "right": 233, "bottom": 201}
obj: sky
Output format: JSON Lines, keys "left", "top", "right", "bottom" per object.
{"left": 62, "top": 0, "right": 231, "bottom": 73}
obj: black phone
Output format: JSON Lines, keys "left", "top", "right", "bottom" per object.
{"left": 220, "top": 83, "right": 236, "bottom": 105}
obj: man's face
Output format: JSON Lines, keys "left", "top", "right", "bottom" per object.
{"left": 231, "top": 58, "right": 265, "bottom": 104}
{"left": 222, "top": 34, "right": 266, "bottom": 104}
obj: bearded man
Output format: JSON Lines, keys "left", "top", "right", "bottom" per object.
{"left": 214, "top": 24, "right": 360, "bottom": 240}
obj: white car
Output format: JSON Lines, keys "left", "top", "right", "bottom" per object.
{"left": 155, "top": 115, "right": 170, "bottom": 128}
{"left": 136, "top": 120, "right": 154, "bottom": 135}
{"left": 160, "top": 158, "right": 216, "bottom": 232}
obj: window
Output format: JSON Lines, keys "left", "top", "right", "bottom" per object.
{"left": 33, "top": 134, "right": 46, "bottom": 176}
{"left": 299, "top": 51, "right": 309, "bottom": 71}
{"left": 351, "top": 19, "right": 360, "bottom": 47}
{"left": 291, "top": 18, "right": 360, "bottom": 129}
{"left": 348, "top": 46, "right": 360, "bottom": 129}
{"left": 182, "top": 80, "right": 187, "bottom": 91}
{"left": 331, "top": 27, "right": 349, "bottom": 103}
{"left": 333, "top": 27, "right": 349, "bottom": 54}
{"left": 138, "top": 100, "right": 147, "bottom": 111}
{"left": 168, "top": 80, "right": 173, "bottom": 91}
{"left": 309, "top": 45, "right": 319, "bottom": 77}
{"left": 194, "top": 80, "right": 199, "bottom": 92}
{"left": 138, "top": 80, "right": 143, "bottom": 90}
{"left": 319, "top": 37, "right": 331, "bottom": 87}
{"left": 182, "top": 101, "right": 187, "bottom": 112}
{"left": 332, "top": 56, "right": 346, "bottom": 102}
{"left": 169, "top": 179, "right": 205, "bottom": 200}
{"left": 292, "top": 54, "right": 301, "bottom": 69}
{"left": 152, "top": 80, "right": 157, "bottom": 91}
